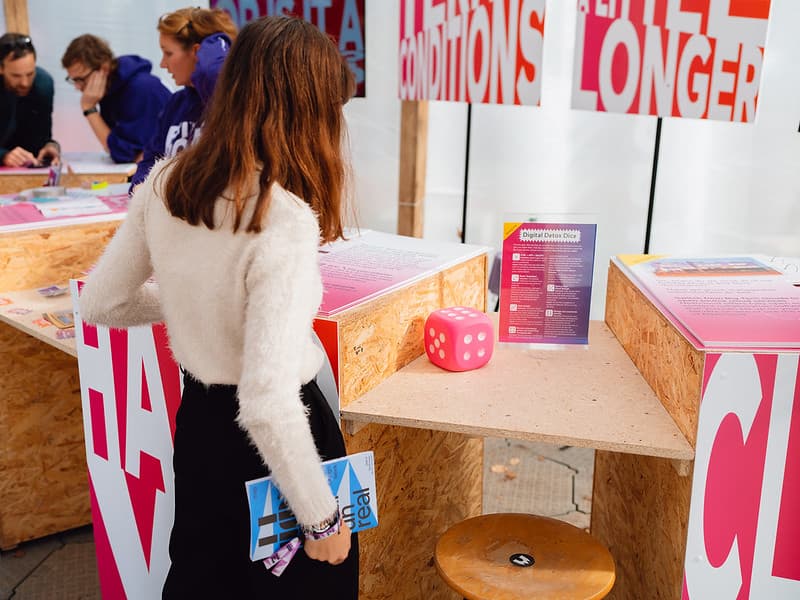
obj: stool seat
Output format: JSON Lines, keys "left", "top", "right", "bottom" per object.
{"left": 435, "top": 513, "right": 615, "bottom": 600}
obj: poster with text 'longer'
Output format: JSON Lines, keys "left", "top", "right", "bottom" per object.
{"left": 210, "top": 0, "right": 366, "bottom": 97}
{"left": 399, "top": 0, "right": 546, "bottom": 105}
{"left": 572, "top": 0, "right": 772, "bottom": 122}
{"left": 499, "top": 222, "right": 597, "bottom": 344}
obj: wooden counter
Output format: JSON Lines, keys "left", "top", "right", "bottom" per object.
{"left": 343, "top": 317, "right": 693, "bottom": 461}
{"left": 0, "top": 152, "right": 135, "bottom": 195}
{"left": 0, "top": 288, "right": 84, "bottom": 549}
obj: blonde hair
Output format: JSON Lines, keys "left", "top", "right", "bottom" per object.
{"left": 158, "top": 7, "right": 237, "bottom": 48}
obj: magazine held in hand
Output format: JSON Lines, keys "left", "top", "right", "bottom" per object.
{"left": 246, "top": 451, "right": 378, "bottom": 566}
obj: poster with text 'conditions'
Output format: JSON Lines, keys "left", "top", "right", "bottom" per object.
{"left": 499, "top": 222, "right": 596, "bottom": 344}
{"left": 572, "top": 0, "right": 772, "bottom": 122}
{"left": 399, "top": 0, "right": 546, "bottom": 105}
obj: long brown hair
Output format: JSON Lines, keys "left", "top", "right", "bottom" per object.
{"left": 158, "top": 7, "right": 237, "bottom": 49}
{"left": 162, "top": 16, "right": 355, "bottom": 242}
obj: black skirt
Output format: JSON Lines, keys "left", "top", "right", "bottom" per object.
{"left": 162, "top": 372, "right": 359, "bottom": 599}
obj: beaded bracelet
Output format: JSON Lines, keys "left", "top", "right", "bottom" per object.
{"left": 301, "top": 509, "right": 341, "bottom": 541}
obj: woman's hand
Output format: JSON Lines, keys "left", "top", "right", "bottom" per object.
{"left": 303, "top": 520, "right": 352, "bottom": 565}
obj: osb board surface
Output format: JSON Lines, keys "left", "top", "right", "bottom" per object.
{"left": 0, "top": 323, "right": 91, "bottom": 549}
{"left": 605, "top": 261, "right": 704, "bottom": 447}
{"left": 591, "top": 450, "right": 692, "bottom": 600}
{"left": 345, "top": 424, "right": 482, "bottom": 600}
{"left": 0, "top": 220, "right": 119, "bottom": 291}
{"left": 0, "top": 288, "right": 76, "bottom": 356}
{"left": 0, "top": 172, "right": 129, "bottom": 194}
{"left": 335, "top": 254, "right": 487, "bottom": 407}
{"left": 343, "top": 316, "right": 693, "bottom": 460}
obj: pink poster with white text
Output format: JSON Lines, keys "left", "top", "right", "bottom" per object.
{"left": 683, "top": 352, "right": 800, "bottom": 599}
{"left": 399, "top": 0, "right": 546, "bottom": 105}
{"left": 572, "top": 0, "right": 772, "bottom": 122}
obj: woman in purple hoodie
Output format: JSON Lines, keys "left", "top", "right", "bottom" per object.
{"left": 130, "top": 7, "right": 237, "bottom": 188}
{"left": 62, "top": 35, "right": 171, "bottom": 164}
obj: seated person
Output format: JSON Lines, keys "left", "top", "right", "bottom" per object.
{"left": 62, "top": 34, "right": 171, "bottom": 163}
{"left": 130, "top": 7, "right": 236, "bottom": 187}
{"left": 0, "top": 33, "right": 60, "bottom": 167}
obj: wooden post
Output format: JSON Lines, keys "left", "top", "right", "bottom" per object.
{"left": 3, "top": 0, "right": 30, "bottom": 34}
{"left": 397, "top": 100, "right": 428, "bottom": 238}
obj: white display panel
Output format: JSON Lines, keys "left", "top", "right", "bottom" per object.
{"left": 650, "top": 1, "right": 800, "bottom": 257}
{"left": 424, "top": 1, "right": 656, "bottom": 320}
{"left": 423, "top": 0, "right": 798, "bottom": 319}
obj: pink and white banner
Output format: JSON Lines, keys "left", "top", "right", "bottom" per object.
{"left": 71, "top": 280, "right": 340, "bottom": 598}
{"left": 399, "top": 0, "right": 546, "bottom": 105}
{"left": 683, "top": 352, "right": 800, "bottom": 599}
{"left": 572, "top": 0, "right": 772, "bottom": 122}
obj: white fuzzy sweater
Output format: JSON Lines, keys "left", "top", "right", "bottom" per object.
{"left": 80, "top": 160, "right": 337, "bottom": 527}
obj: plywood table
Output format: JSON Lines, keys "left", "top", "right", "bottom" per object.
{"left": 0, "top": 152, "right": 135, "bottom": 195}
{"left": 0, "top": 288, "right": 85, "bottom": 549}
{"left": 342, "top": 313, "right": 694, "bottom": 600}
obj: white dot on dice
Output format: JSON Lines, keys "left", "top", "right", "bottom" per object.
{"left": 463, "top": 352, "right": 471, "bottom": 360}
{"left": 434, "top": 338, "right": 440, "bottom": 348}
{"left": 429, "top": 344, "right": 435, "bottom": 354}
{"left": 439, "top": 332, "right": 446, "bottom": 342}
{"left": 464, "top": 334, "right": 472, "bottom": 344}
{"left": 439, "top": 349, "right": 445, "bottom": 359}
{"left": 429, "top": 327, "right": 435, "bottom": 337}
{"left": 477, "top": 332, "right": 487, "bottom": 341}
{"left": 478, "top": 348, "right": 485, "bottom": 357}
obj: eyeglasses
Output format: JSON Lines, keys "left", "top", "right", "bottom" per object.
{"left": 65, "top": 69, "right": 96, "bottom": 86}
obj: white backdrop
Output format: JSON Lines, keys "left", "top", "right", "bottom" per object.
{"left": 12, "top": 1, "right": 799, "bottom": 319}
{"left": 423, "top": 1, "right": 799, "bottom": 318}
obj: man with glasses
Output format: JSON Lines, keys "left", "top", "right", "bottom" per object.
{"left": 0, "top": 33, "right": 60, "bottom": 167}
{"left": 62, "top": 34, "right": 170, "bottom": 164}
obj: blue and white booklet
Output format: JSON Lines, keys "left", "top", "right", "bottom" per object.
{"left": 246, "top": 450, "right": 378, "bottom": 561}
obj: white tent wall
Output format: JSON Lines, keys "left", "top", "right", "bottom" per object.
{"left": 11, "top": 1, "right": 797, "bottom": 322}
{"left": 650, "top": 0, "right": 800, "bottom": 257}
{"left": 14, "top": 1, "right": 402, "bottom": 234}
{"left": 25, "top": 0, "right": 191, "bottom": 154}
{"left": 422, "top": 1, "right": 800, "bottom": 320}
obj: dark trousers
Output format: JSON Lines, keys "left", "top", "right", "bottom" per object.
{"left": 162, "top": 373, "right": 359, "bottom": 599}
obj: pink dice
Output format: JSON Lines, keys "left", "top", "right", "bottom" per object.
{"left": 424, "top": 307, "right": 494, "bottom": 372}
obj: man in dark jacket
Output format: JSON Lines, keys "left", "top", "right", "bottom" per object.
{"left": 62, "top": 34, "right": 171, "bottom": 163}
{"left": 0, "top": 33, "right": 60, "bottom": 167}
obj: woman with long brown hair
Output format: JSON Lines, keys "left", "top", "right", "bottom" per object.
{"left": 79, "top": 16, "right": 358, "bottom": 598}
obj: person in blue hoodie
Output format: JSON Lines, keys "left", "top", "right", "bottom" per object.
{"left": 62, "top": 34, "right": 171, "bottom": 164}
{"left": 130, "top": 8, "right": 237, "bottom": 188}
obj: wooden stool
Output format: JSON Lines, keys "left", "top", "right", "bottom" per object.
{"left": 435, "top": 513, "right": 615, "bottom": 600}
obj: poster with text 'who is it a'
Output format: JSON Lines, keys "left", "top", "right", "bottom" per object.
{"left": 499, "top": 222, "right": 597, "bottom": 344}
{"left": 572, "top": 0, "right": 772, "bottom": 122}
{"left": 210, "top": 0, "right": 366, "bottom": 97}
{"left": 399, "top": 0, "right": 546, "bottom": 105}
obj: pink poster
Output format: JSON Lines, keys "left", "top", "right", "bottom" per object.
{"left": 572, "top": 0, "right": 772, "bottom": 122}
{"left": 399, "top": 0, "right": 546, "bottom": 105}
{"left": 683, "top": 352, "right": 800, "bottom": 599}
{"left": 210, "top": 0, "right": 366, "bottom": 97}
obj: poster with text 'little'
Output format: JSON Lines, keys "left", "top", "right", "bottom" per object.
{"left": 500, "top": 222, "right": 597, "bottom": 344}
{"left": 246, "top": 451, "right": 378, "bottom": 561}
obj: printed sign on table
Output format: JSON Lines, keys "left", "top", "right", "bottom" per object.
{"left": 572, "top": 0, "right": 772, "bottom": 122}
{"left": 399, "top": 0, "right": 546, "bottom": 105}
{"left": 210, "top": 0, "right": 366, "bottom": 96}
{"left": 683, "top": 352, "right": 799, "bottom": 599}
{"left": 499, "top": 222, "right": 596, "bottom": 344}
